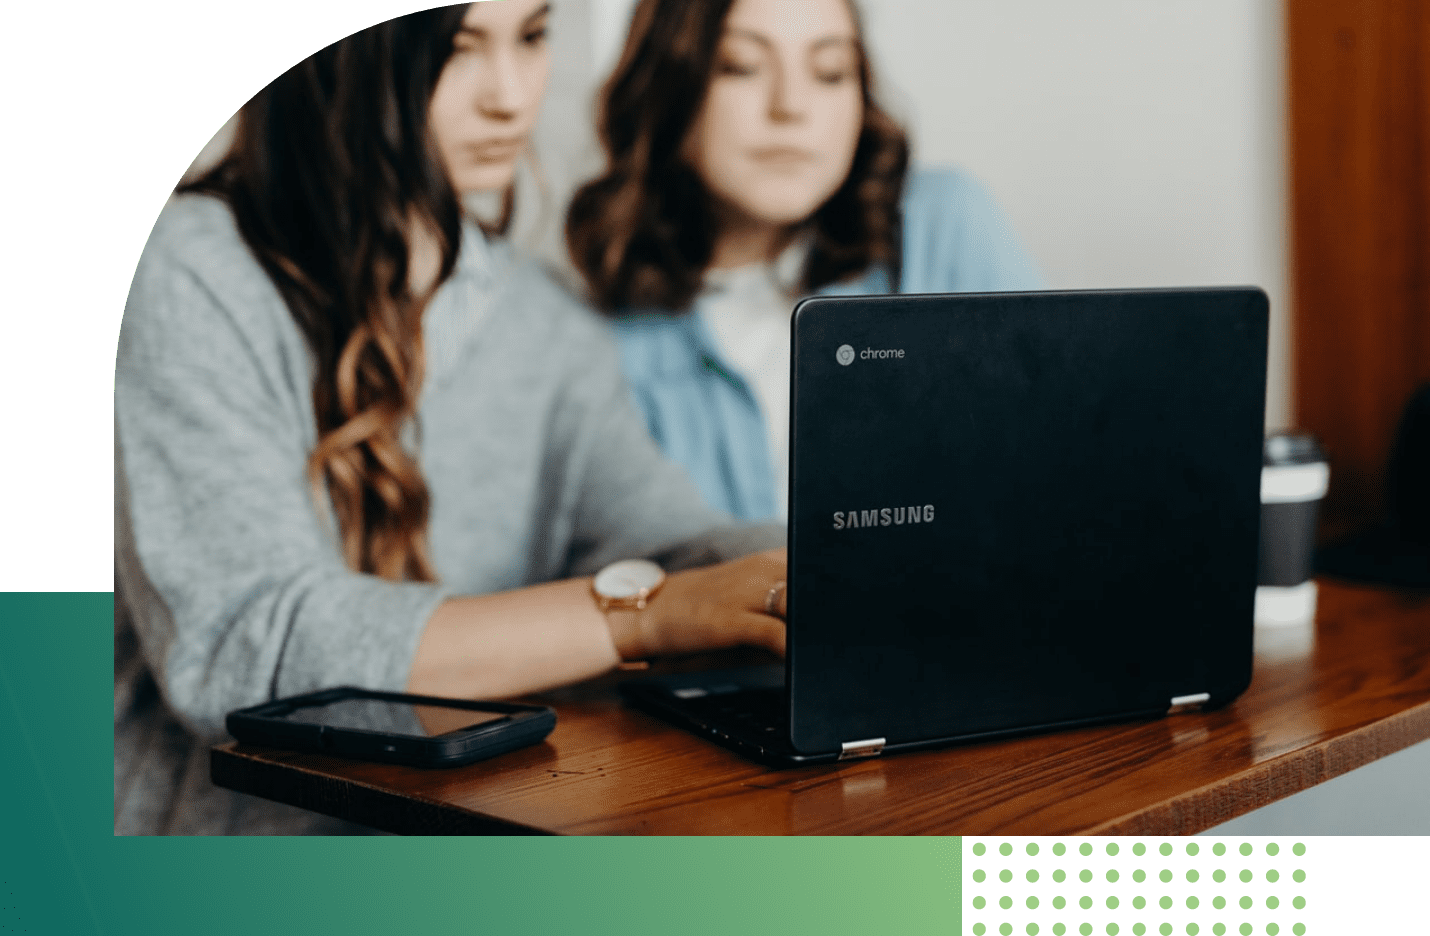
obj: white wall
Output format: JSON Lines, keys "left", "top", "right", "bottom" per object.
{"left": 585, "top": 0, "right": 1290, "bottom": 429}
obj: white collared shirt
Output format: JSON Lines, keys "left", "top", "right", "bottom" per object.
{"left": 698, "top": 242, "right": 807, "bottom": 520}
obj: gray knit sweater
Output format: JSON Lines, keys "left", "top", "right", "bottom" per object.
{"left": 114, "top": 196, "right": 780, "bottom": 834}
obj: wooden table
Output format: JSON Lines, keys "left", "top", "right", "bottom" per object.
{"left": 211, "top": 579, "right": 1430, "bottom": 834}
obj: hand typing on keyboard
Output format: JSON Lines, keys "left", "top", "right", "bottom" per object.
{"left": 605, "top": 549, "right": 787, "bottom": 661}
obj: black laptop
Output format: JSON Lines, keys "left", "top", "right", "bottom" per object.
{"left": 622, "top": 288, "right": 1269, "bottom": 765}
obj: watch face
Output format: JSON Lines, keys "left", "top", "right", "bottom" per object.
{"left": 593, "top": 559, "right": 664, "bottom": 599}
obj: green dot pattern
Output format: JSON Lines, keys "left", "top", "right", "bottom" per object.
{"left": 965, "top": 839, "right": 1308, "bottom": 936}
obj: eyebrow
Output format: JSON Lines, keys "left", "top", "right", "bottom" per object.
{"left": 723, "top": 28, "right": 857, "bottom": 52}
{"left": 456, "top": 3, "right": 552, "bottom": 37}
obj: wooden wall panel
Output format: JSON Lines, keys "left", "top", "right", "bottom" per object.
{"left": 1289, "top": 0, "right": 1430, "bottom": 526}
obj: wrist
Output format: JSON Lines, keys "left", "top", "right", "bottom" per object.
{"left": 590, "top": 559, "right": 667, "bottom": 662}
{"left": 602, "top": 605, "right": 651, "bottom": 662}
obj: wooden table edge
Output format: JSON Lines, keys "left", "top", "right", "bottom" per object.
{"left": 1085, "top": 699, "right": 1430, "bottom": 835}
{"left": 215, "top": 696, "right": 1430, "bottom": 835}
{"left": 210, "top": 744, "right": 553, "bottom": 835}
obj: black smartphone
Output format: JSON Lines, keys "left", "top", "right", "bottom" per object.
{"left": 226, "top": 687, "right": 555, "bottom": 768}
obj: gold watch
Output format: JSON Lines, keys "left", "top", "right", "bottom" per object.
{"left": 591, "top": 558, "right": 666, "bottom": 611}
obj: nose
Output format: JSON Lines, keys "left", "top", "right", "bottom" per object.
{"left": 477, "top": 49, "right": 527, "bottom": 120}
{"left": 768, "top": 62, "right": 810, "bottom": 123}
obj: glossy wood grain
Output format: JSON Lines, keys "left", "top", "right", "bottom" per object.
{"left": 212, "top": 580, "right": 1430, "bottom": 834}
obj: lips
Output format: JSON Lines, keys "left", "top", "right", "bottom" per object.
{"left": 466, "top": 138, "right": 525, "bottom": 163}
{"left": 750, "top": 146, "right": 817, "bottom": 166}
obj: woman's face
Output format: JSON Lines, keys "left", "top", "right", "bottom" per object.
{"left": 684, "top": 0, "right": 864, "bottom": 236}
{"left": 429, "top": 0, "right": 552, "bottom": 195}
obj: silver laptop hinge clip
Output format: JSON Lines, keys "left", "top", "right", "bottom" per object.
{"left": 1167, "top": 692, "right": 1210, "bottom": 716}
{"left": 838, "top": 737, "right": 886, "bottom": 760}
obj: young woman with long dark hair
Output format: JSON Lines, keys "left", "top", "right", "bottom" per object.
{"left": 568, "top": 0, "right": 1043, "bottom": 521}
{"left": 115, "top": 1, "right": 785, "bottom": 835}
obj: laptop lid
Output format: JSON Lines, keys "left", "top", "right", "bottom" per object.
{"left": 786, "top": 288, "right": 1268, "bottom": 755}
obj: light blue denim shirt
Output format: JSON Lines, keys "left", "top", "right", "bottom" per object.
{"left": 610, "top": 166, "right": 1045, "bottom": 520}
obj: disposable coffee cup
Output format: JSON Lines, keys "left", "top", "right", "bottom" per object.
{"left": 1255, "top": 434, "right": 1329, "bottom": 626}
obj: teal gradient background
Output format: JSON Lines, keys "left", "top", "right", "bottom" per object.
{"left": 0, "top": 593, "right": 961, "bottom": 934}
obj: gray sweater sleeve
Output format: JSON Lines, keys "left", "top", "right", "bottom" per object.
{"left": 116, "top": 203, "right": 783, "bottom": 749}
{"left": 115, "top": 212, "right": 447, "bottom": 743}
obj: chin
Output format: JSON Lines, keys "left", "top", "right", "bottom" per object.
{"left": 740, "top": 194, "right": 826, "bottom": 227}
{"left": 737, "top": 175, "right": 840, "bottom": 225}
{"left": 452, "top": 162, "right": 519, "bottom": 197}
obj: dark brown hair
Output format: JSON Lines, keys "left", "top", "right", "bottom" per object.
{"left": 181, "top": 6, "right": 481, "bottom": 582}
{"left": 566, "top": 0, "right": 909, "bottom": 312}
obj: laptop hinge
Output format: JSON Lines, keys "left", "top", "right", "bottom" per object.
{"left": 839, "top": 737, "right": 886, "bottom": 760}
{"left": 1167, "top": 692, "right": 1210, "bottom": 716}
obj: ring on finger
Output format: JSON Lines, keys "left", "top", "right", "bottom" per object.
{"left": 764, "top": 580, "right": 787, "bottom": 617}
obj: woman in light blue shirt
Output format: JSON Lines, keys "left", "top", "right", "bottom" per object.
{"left": 567, "top": 0, "right": 1043, "bottom": 520}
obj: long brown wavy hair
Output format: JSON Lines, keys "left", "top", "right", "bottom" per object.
{"left": 182, "top": 7, "right": 487, "bottom": 582}
{"left": 566, "top": 0, "right": 909, "bottom": 313}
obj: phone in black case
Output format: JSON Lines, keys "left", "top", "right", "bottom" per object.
{"left": 226, "top": 687, "right": 555, "bottom": 768}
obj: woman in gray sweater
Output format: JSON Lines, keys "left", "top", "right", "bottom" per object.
{"left": 114, "top": 1, "right": 786, "bottom": 834}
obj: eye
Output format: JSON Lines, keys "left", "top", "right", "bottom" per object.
{"left": 812, "top": 45, "right": 859, "bottom": 85}
{"left": 451, "top": 33, "right": 482, "bottom": 57}
{"left": 522, "top": 25, "right": 548, "bottom": 46}
{"left": 716, "top": 57, "right": 760, "bottom": 78}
